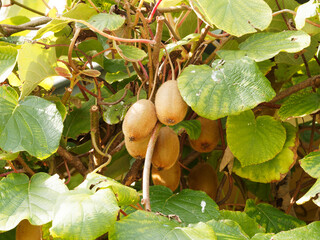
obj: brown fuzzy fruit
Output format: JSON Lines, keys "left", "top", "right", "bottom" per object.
{"left": 152, "top": 162, "right": 181, "bottom": 191}
{"left": 188, "top": 162, "right": 218, "bottom": 199}
{"left": 122, "top": 99, "right": 157, "bottom": 141}
{"left": 189, "top": 117, "right": 220, "bottom": 153}
{"left": 155, "top": 80, "right": 188, "bottom": 126}
{"left": 125, "top": 134, "right": 150, "bottom": 159}
{"left": 16, "top": 219, "right": 42, "bottom": 240}
{"left": 151, "top": 126, "right": 180, "bottom": 170}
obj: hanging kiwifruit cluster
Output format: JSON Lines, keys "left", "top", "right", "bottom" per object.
{"left": 122, "top": 80, "right": 220, "bottom": 192}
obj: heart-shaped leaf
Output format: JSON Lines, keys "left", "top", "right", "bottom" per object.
{"left": 189, "top": 0, "right": 272, "bottom": 37}
{"left": 245, "top": 199, "right": 305, "bottom": 233}
{"left": 278, "top": 90, "right": 320, "bottom": 120}
{"left": 177, "top": 57, "right": 275, "bottom": 120}
{"left": 227, "top": 110, "right": 286, "bottom": 167}
{"left": 0, "top": 173, "right": 68, "bottom": 231}
{"left": 115, "top": 44, "right": 147, "bottom": 62}
{"left": 18, "top": 42, "right": 57, "bottom": 100}
{"left": 0, "top": 86, "right": 63, "bottom": 159}
{"left": 109, "top": 210, "right": 217, "bottom": 240}
{"left": 218, "top": 31, "right": 311, "bottom": 62}
{"left": 87, "top": 13, "right": 125, "bottom": 31}
{"left": 0, "top": 46, "right": 18, "bottom": 83}
{"left": 233, "top": 123, "right": 298, "bottom": 183}
{"left": 149, "top": 185, "right": 220, "bottom": 224}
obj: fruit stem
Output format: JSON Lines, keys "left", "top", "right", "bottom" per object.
{"left": 142, "top": 123, "right": 162, "bottom": 211}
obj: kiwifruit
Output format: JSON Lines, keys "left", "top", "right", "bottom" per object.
{"left": 122, "top": 99, "right": 157, "bottom": 141}
{"left": 155, "top": 80, "right": 188, "bottom": 126}
{"left": 189, "top": 117, "right": 220, "bottom": 153}
{"left": 152, "top": 161, "right": 181, "bottom": 191}
{"left": 151, "top": 126, "right": 180, "bottom": 170}
{"left": 188, "top": 162, "right": 218, "bottom": 199}
{"left": 125, "top": 134, "right": 150, "bottom": 159}
{"left": 16, "top": 219, "right": 42, "bottom": 240}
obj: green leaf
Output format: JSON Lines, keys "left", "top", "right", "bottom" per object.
{"left": 0, "top": 86, "right": 63, "bottom": 159}
{"left": 189, "top": 0, "right": 272, "bottom": 37}
{"left": 115, "top": 44, "right": 147, "bottom": 62}
{"left": 109, "top": 210, "right": 217, "bottom": 240}
{"left": 177, "top": 58, "right": 275, "bottom": 120}
{"left": 233, "top": 123, "right": 298, "bottom": 183}
{"left": 218, "top": 31, "right": 311, "bottom": 62}
{"left": 170, "top": 119, "right": 201, "bottom": 140}
{"left": 296, "top": 178, "right": 320, "bottom": 206}
{"left": 251, "top": 233, "right": 275, "bottom": 240}
{"left": 86, "top": 13, "right": 125, "bottom": 31}
{"left": 34, "top": 3, "right": 97, "bottom": 39}
{"left": 1, "top": 0, "right": 46, "bottom": 20}
{"left": 219, "top": 210, "right": 265, "bottom": 238}
{"left": 300, "top": 151, "right": 320, "bottom": 178}
{"left": 227, "top": 110, "right": 286, "bottom": 167}
{"left": 278, "top": 90, "right": 320, "bottom": 120}
{"left": 0, "top": 46, "right": 18, "bottom": 83}
{"left": 50, "top": 188, "right": 119, "bottom": 240}
{"left": 105, "top": 71, "right": 130, "bottom": 84}
{"left": 102, "top": 89, "right": 146, "bottom": 125}
{"left": 149, "top": 185, "right": 220, "bottom": 224}
{"left": 63, "top": 98, "right": 94, "bottom": 139}
{"left": 0, "top": 149, "right": 19, "bottom": 161}
{"left": 272, "top": 221, "right": 320, "bottom": 240}
{"left": 0, "top": 173, "right": 68, "bottom": 231}
{"left": 206, "top": 219, "right": 250, "bottom": 240}
{"left": 18, "top": 42, "right": 57, "bottom": 100}
{"left": 245, "top": 199, "right": 305, "bottom": 233}
{"left": 78, "top": 173, "right": 140, "bottom": 206}
{"left": 295, "top": 0, "right": 318, "bottom": 30}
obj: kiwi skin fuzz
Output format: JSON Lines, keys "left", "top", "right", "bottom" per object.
{"left": 155, "top": 80, "right": 188, "bottom": 126}
{"left": 125, "top": 134, "right": 150, "bottom": 159}
{"left": 189, "top": 117, "right": 220, "bottom": 153}
{"left": 122, "top": 99, "right": 157, "bottom": 141}
{"left": 151, "top": 126, "right": 180, "bottom": 171}
{"left": 188, "top": 162, "right": 218, "bottom": 199}
{"left": 16, "top": 219, "right": 42, "bottom": 240}
{"left": 152, "top": 161, "right": 181, "bottom": 191}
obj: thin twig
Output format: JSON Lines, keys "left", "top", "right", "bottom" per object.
{"left": 269, "top": 75, "right": 320, "bottom": 103}
{"left": 57, "top": 146, "right": 87, "bottom": 176}
{"left": 68, "top": 27, "right": 81, "bottom": 73}
{"left": 272, "top": 9, "right": 320, "bottom": 28}
{"left": 16, "top": 156, "right": 35, "bottom": 176}
{"left": 11, "top": 0, "right": 45, "bottom": 16}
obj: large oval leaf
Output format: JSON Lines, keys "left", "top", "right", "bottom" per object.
{"left": 245, "top": 199, "right": 305, "bottom": 233}
{"left": 277, "top": 90, "right": 320, "bottom": 120}
{"left": 149, "top": 185, "right": 220, "bottom": 224}
{"left": 50, "top": 188, "right": 119, "bottom": 240}
{"left": 227, "top": 110, "right": 286, "bottom": 167}
{"left": 0, "top": 86, "right": 63, "bottom": 159}
{"left": 0, "top": 46, "right": 18, "bottom": 83}
{"left": 0, "top": 173, "right": 68, "bottom": 231}
{"left": 218, "top": 31, "right": 311, "bottom": 62}
{"left": 115, "top": 44, "right": 147, "bottom": 62}
{"left": 189, "top": 0, "right": 272, "bottom": 37}
{"left": 177, "top": 57, "right": 275, "bottom": 120}
{"left": 109, "top": 210, "right": 217, "bottom": 240}
{"left": 233, "top": 123, "right": 298, "bottom": 183}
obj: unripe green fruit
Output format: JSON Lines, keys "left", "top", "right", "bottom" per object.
{"left": 189, "top": 117, "right": 220, "bottom": 153}
{"left": 151, "top": 126, "right": 180, "bottom": 171}
{"left": 122, "top": 99, "right": 157, "bottom": 141}
{"left": 16, "top": 219, "right": 42, "bottom": 240}
{"left": 188, "top": 162, "right": 218, "bottom": 199}
{"left": 125, "top": 134, "right": 150, "bottom": 159}
{"left": 155, "top": 80, "right": 188, "bottom": 126}
{"left": 152, "top": 161, "right": 181, "bottom": 191}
